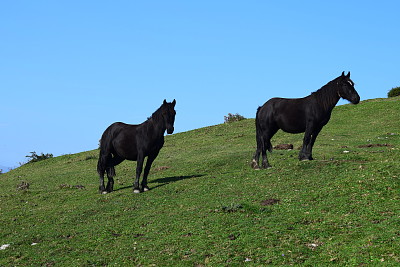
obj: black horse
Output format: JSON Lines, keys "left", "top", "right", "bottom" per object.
{"left": 252, "top": 72, "right": 360, "bottom": 169}
{"left": 97, "top": 99, "right": 176, "bottom": 193}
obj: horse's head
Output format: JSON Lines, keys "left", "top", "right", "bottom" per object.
{"left": 337, "top": 71, "right": 360, "bottom": 104}
{"left": 161, "top": 99, "right": 176, "bottom": 134}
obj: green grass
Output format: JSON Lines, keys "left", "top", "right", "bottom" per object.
{"left": 1, "top": 97, "right": 399, "bottom": 266}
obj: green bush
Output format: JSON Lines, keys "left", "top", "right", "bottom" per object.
{"left": 224, "top": 113, "right": 246, "bottom": 123}
{"left": 388, "top": 86, "right": 400, "bottom": 97}
{"left": 25, "top": 151, "right": 53, "bottom": 164}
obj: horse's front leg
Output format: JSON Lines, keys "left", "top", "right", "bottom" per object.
{"left": 307, "top": 127, "right": 322, "bottom": 160}
{"left": 141, "top": 153, "right": 158, "bottom": 192}
{"left": 299, "top": 130, "right": 313, "bottom": 161}
{"left": 134, "top": 155, "right": 145, "bottom": 193}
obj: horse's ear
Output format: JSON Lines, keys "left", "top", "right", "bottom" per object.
{"left": 341, "top": 71, "right": 345, "bottom": 77}
{"left": 172, "top": 99, "right": 176, "bottom": 107}
{"left": 163, "top": 99, "right": 167, "bottom": 105}
{"left": 346, "top": 71, "right": 351, "bottom": 78}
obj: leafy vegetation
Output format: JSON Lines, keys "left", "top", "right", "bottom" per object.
{"left": 388, "top": 86, "right": 400, "bottom": 97}
{"left": 1, "top": 97, "right": 399, "bottom": 266}
{"left": 224, "top": 113, "right": 246, "bottom": 123}
{"left": 25, "top": 151, "right": 53, "bottom": 164}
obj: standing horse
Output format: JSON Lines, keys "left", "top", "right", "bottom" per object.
{"left": 252, "top": 72, "right": 360, "bottom": 169}
{"left": 97, "top": 99, "right": 176, "bottom": 193}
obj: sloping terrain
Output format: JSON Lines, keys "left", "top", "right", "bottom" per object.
{"left": 1, "top": 97, "right": 399, "bottom": 265}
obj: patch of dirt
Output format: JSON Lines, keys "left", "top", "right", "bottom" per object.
{"left": 358, "top": 144, "right": 393, "bottom": 148}
{"left": 228, "top": 233, "right": 240, "bottom": 240}
{"left": 274, "top": 144, "right": 293, "bottom": 150}
{"left": 59, "top": 184, "right": 85, "bottom": 189}
{"left": 182, "top": 233, "right": 193, "bottom": 237}
{"left": 133, "top": 233, "right": 145, "bottom": 238}
{"left": 110, "top": 232, "right": 121, "bottom": 237}
{"left": 306, "top": 241, "right": 323, "bottom": 250}
{"left": 154, "top": 166, "right": 171, "bottom": 171}
{"left": 260, "top": 199, "right": 280, "bottom": 206}
{"left": 17, "top": 181, "right": 30, "bottom": 190}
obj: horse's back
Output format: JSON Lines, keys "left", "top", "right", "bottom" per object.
{"left": 259, "top": 97, "right": 306, "bottom": 119}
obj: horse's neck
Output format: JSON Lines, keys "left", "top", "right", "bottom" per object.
{"left": 313, "top": 83, "right": 341, "bottom": 112}
{"left": 145, "top": 117, "right": 166, "bottom": 136}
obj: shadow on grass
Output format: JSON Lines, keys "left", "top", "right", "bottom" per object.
{"left": 114, "top": 174, "right": 205, "bottom": 192}
{"left": 150, "top": 174, "right": 205, "bottom": 184}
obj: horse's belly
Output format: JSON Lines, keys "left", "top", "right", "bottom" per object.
{"left": 277, "top": 117, "right": 306, "bottom": 134}
{"left": 280, "top": 125, "right": 305, "bottom": 134}
{"left": 115, "top": 146, "right": 138, "bottom": 161}
{"left": 125, "top": 155, "right": 138, "bottom": 161}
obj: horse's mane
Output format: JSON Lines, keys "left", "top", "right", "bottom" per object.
{"left": 310, "top": 76, "right": 341, "bottom": 110}
{"left": 146, "top": 104, "right": 164, "bottom": 123}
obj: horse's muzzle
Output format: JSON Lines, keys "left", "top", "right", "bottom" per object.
{"left": 351, "top": 95, "right": 360, "bottom": 104}
{"left": 167, "top": 127, "right": 174, "bottom": 134}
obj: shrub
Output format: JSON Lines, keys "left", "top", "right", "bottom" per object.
{"left": 25, "top": 151, "right": 53, "bottom": 164}
{"left": 224, "top": 113, "right": 246, "bottom": 123}
{"left": 388, "top": 86, "right": 400, "bottom": 97}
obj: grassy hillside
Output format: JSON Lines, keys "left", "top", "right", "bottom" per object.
{"left": 1, "top": 97, "right": 399, "bottom": 266}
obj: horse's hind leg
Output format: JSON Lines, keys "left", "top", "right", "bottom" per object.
{"left": 261, "top": 127, "right": 278, "bottom": 168}
{"left": 252, "top": 149, "right": 261, "bottom": 169}
{"left": 261, "top": 138, "right": 272, "bottom": 169}
{"left": 252, "top": 132, "right": 274, "bottom": 169}
{"left": 105, "top": 167, "right": 115, "bottom": 193}
{"left": 98, "top": 154, "right": 110, "bottom": 194}
{"left": 105, "top": 156, "right": 124, "bottom": 193}
{"left": 252, "top": 137, "right": 262, "bottom": 169}
{"left": 99, "top": 172, "right": 106, "bottom": 194}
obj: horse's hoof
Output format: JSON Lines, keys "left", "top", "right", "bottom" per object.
{"left": 252, "top": 165, "right": 261, "bottom": 170}
{"left": 262, "top": 163, "right": 272, "bottom": 169}
{"left": 101, "top": 191, "right": 108, "bottom": 195}
{"left": 299, "top": 155, "right": 313, "bottom": 161}
{"left": 251, "top": 160, "right": 260, "bottom": 169}
{"left": 133, "top": 189, "right": 141, "bottom": 194}
{"left": 143, "top": 187, "right": 150, "bottom": 192}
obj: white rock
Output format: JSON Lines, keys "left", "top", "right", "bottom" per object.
{"left": 0, "top": 244, "right": 10, "bottom": 250}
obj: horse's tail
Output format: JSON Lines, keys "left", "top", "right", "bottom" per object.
{"left": 255, "top": 106, "right": 273, "bottom": 153}
{"left": 97, "top": 124, "right": 116, "bottom": 176}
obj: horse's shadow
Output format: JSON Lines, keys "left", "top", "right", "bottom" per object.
{"left": 150, "top": 174, "right": 205, "bottom": 184}
{"left": 114, "top": 174, "right": 205, "bottom": 192}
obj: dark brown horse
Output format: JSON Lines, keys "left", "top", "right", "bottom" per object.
{"left": 252, "top": 72, "right": 359, "bottom": 169}
{"left": 97, "top": 99, "right": 176, "bottom": 193}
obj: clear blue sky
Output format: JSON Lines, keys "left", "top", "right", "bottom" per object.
{"left": 1, "top": 1, "right": 399, "bottom": 169}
